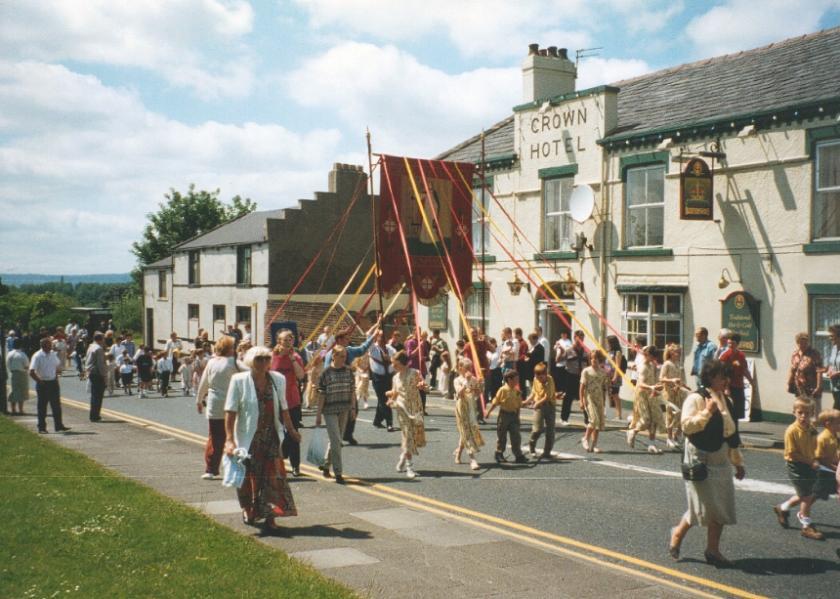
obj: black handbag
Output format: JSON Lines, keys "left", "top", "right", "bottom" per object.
{"left": 681, "top": 459, "right": 708, "bottom": 481}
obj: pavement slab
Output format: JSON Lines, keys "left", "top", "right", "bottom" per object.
{"left": 290, "top": 547, "right": 381, "bottom": 569}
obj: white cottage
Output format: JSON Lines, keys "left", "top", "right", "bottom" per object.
{"left": 423, "top": 28, "right": 840, "bottom": 421}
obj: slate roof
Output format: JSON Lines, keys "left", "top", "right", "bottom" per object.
{"left": 144, "top": 255, "right": 173, "bottom": 269}
{"left": 438, "top": 27, "right": 840, "bottom": 162}
{"left": 176, "top": 209, "right": 285, "bottom": 251}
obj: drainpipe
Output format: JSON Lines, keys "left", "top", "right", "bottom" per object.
{"left": 599, "top": 147, "right": 609, "bottom": 345}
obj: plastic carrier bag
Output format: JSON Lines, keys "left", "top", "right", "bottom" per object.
{"left": 306, "top": 426, "right": 328, "bottom": 467}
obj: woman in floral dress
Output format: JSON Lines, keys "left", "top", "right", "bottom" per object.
{"left": 659, "top": 344, "right": 689, "bottom": 450}
{"left": 626, "top": 345, "right": 665, "bottom": 454}
{"left": 580, "top": 350, "right": 610, "bottom": 453}
{"left": 387, "top": 351, "right": 425, "bottom": 479}
{"left": 453, "top": 357, "right": 484, "bottom": 470}
{"left": 225, "top": 346, "right": 300, "bottom": 529}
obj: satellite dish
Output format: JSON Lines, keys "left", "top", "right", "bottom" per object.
{"left": 569, "top": 184, "right": 595, "bottom": 223}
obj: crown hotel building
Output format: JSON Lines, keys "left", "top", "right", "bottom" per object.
{"left": 421, "top": 28, "right": 840, "bottom": 421}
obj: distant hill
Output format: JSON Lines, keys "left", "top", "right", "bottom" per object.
{"left": 0, "top": 273, "right": 132, "bottom": 286}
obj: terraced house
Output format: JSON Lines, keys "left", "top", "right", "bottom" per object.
{"left": 422, "top": 27, "right": 840, "bottom": 421}
{"left": 142, "top": 164, "right": 378, "bottom": 349}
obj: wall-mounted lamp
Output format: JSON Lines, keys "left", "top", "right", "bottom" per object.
{"left": 560, "top": 269, "right": 583, "bottom": 295}
{"left": 508, "top": 272, "right": 530, "bottom": 296}
{"left": 717, "top": 267, "right": 737, "bottom": 289}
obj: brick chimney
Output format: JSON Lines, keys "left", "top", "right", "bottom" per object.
{"left": 522, "top": 44, "right": 576, "bottom": 102}
{"left": 328, "top": 163, "right": 367, "bottom": 195}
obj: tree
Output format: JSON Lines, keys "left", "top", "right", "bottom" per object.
{"left": 131, "top": 185, "right": 256, "bottom": 267}
{"left": 111, "top": 292, "right": 143, "bottom": 334}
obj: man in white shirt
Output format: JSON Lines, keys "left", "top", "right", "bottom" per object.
{"left": 29, "top": 337, "right": 69, "bottom": 433}
{"left": 369, "top": 330, "right": 396, "bottom": 431}
{"left": 535, "top": 326, "right": 550, "bottom": 366}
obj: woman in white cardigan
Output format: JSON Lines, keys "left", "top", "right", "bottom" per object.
{"left": 224, "top": 346, "right": 300, "bottom": 529}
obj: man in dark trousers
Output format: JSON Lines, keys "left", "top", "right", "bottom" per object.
{"left": 29, "top": 337, "right": 69, "bottom": 433}
{"left": 85, "top": 332, "right": 108, "bottom": 422}
{"left": 561, "top": 330, "right": 590, "bottom": 426}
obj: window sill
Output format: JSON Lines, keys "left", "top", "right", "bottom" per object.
{"left": 533, "top": 250, "right": 577, "bottom": 261}
{"left": 236, "top": 283, "right": 253, "bottom": 288}
{"left": 188, "top": 284, "right": 201, "bottom": 288}
{"left": 475, "top": 254, "right": 497, "bottom": 264}
{"left": 802, "top": 240, "right": 840, "bottom": 254}
{"left": 612, "top": 247, "right": 673, "bottom": 258}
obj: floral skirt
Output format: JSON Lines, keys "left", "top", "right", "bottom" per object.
{"left": 237, "top": 456, "right": 297, "bottom": 521}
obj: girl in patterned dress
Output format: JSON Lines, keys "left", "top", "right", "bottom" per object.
{"left": 305, "top": 352, "right": 324, "bottom": 410}
{"left": 627, "top": 345, "right": 666, "bottom": 454}
{"left": 453, "top": 357, "right": 484, "bottom": 470}
{"left": 353, "top": 353, "right": 371, "bottom": 410}
{"left": 387, "top": 351, "right": 426, "bottom": 479}
{"left": 659, "top": 344, "right": 689, "bottom": 450}
{"left": 580, "top": 350, "right": 611, "bottom": 453}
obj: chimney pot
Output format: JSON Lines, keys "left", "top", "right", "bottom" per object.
{"left": 558, "top": 48, "right": 568, "bottom": 60}
{"left": 528, "top": 43, "right": 539, "bottom": 55}
{"left": 547, "top": 46, "right": 557, "bottom": 57}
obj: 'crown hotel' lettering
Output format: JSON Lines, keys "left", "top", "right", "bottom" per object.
{"left": 529, "top": 107, "right": 587, "bottom": 159}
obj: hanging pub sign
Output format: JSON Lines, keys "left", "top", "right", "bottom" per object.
{"left": 427, "top": 297, "right": 448, "bottom": 330}
{"left": 378, "top": 155, "right": 475, "bottom": 303}
{"left": 720, "top": 291, "right": 761, "bottom": 353}
{"left": 680, "top": 158, "right": 714, "bottom": 220}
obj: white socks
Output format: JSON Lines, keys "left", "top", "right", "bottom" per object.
{"left": 779, "top": 499, "right": 795, "bottom": 512}
{"left": 797, "top": 512, "right": 812, "bottom": 527}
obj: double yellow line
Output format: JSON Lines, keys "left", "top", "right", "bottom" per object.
{"left": 61, "top": 397, "right": 766, "bottom": 599}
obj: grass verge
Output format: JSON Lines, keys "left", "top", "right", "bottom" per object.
{"left": 0, "top": 416, "right": 356, "bottom": 598}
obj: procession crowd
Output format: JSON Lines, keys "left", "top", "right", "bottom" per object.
{"left": 3, "top": 318, "right": 840, "bottom": 563}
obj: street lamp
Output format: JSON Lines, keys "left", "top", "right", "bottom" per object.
{"left": 507, "top": 272, "right": 530, "bottom": 296}
{"left": 560, "top": 269, "right": 582, "bottom": 296}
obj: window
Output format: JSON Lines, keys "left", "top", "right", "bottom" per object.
{"left": 236, "top": 306, "right": 251, "bottom": 326}
{"left": 621, "top": 292, "right": 682, "bottom": 349}
{"left": 543, "top": 177, "right": 573, "bottom": 251}
{"left": 236, "top": 245, "right": 252, "bottom": 285}
{"left": 213, "top": 305, "right": 225, "bottom": 322}
{"left": 472, "top": 188, "right": 490, "bottom": 254}
{"left": 157, "top": 270, "right": 167, "bottom": 299}
{"left": 812, "top": 295, "right": 840, "bottom": 360}
{"left": 625, "top": 165, "right": 665, "bottom": 247}
{"left": 815, "top": 140, "right": 840, "bottom": 240}
{"left": 188, "top": 250, "right": 200, "bottom": 285}
{"left": 187, "top": 304, "right": 199, "bottom": 320}
{"left": 462, "top": 286, "right": 489, "bottom": 336}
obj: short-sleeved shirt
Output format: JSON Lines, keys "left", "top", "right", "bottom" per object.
{"left": 30, "top": 350, "right": 61, "bottom": 381}
{"left": 530, "top": 375, "right": 557, "bottom": 406}
{"left": 784, "top": 422, "right": 818, "bottom": 464}
{"left": 492, "top": 384, "right": 522, "bottom": 413}
{"left": 815, "top": 428, "right": 839, "bottom": 464}
{"left": 719, "top": 348, "right": 748, "bottom": 388}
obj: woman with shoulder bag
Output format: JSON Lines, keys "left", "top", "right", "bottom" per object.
{"left": 668, "top": 359, "right": 746, "bottom": 568}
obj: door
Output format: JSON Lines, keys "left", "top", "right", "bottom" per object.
{"left": 538, "top": 300, "right": 572, "bottom": 360}
{"left": 145, "top": 308, "right": 154, "bottom": 348}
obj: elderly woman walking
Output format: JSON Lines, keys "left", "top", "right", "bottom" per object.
{"left": 6, "top": 338, "right": 30, "bottom": 414}
{"left": 224, "top": 346, "right": 300, "bottom": 529}
{"left": 453, "top": 357, "right": 484, "bottom": 470}
{"left": 668, "top": 360, "right": 746, "bottom": 567}
{"left": 788, "top": 331, "right": 824, "bottom": 410}
{"left": 271, "top": 331, "right": 306, "bottom": 476}
{"left": 196, "top": 336, "right": 241, "bottom": 480}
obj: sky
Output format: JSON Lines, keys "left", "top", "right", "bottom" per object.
{"left": 2, "top": 0, "right": 839, "bottom": 275}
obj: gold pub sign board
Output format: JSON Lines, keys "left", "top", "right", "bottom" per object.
{"left": 680, "top": 158, "right": 714, "bottom": 220}
{"left": 720, "top": 291, "right": 761, "bottom": 353}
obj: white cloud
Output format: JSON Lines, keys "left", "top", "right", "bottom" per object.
{"left": 0, "top": 61, "right": 343, "bottom": 273}
{"left": 285, "top": 42, "right": 520, "bottom": 157}
{"left": 577, "top": 57, "right": 652, "bottom": 88}
{"left": 292, "top": 0, "right": 592, "bottom": 59}
{"left": 0, "top": 0, "right": 255, "bottom": 98}
{"left": 686, "top": 0, "right": 840, "bottom": 57}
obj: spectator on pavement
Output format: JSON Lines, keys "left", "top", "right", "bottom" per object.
{"left": 224, "top": 345, "right": 299, "bottom": 529}
{"left": 691, "top": 327, "right": 717, "bottom": 391}
{"left": 788, "top": 332, "right": 824, "bottom": 411}
{"left": 29, "top": 337, "right": 69, "bottom": 434}
{"left": 85, "top": 332, "right": 108, "bottom": 422}
{"left": 6, "top": 338, "right": 30, "bottom": 414}
{"left": 826, "top": 324, "right": 840, "bottom": 410}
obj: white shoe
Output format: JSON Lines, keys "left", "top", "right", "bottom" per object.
{"left": 362, "top": 400, "right": 369, "bottom": 410}
{"left": 582, "top": 437, "right": 590, "bottom": 451}
{"left": 648, "top": 444, "right": 663, "bottom": 455}
{"left": 469, "top": 458, "right": 480, "bottom": 471}
{"left": 396, "top": 455, "right": 407, "bottom": 472}
{"left": 559, "top": 420, "right": 570, "bottom": 427}
{"left": 201, "top": 473, "right": 216, "bottom": 480}
{"left": 406, "top": 465, "right": 417, "bottom": 479}
{"left": 626, "top": 429, "right": 636, "bottom": 448}
{"left": 666, "top": 438, "right": 677, "bottom": 450}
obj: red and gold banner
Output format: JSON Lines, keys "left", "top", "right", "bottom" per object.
{"left": 378, "top": 155, "right": 475, "bottom": 302}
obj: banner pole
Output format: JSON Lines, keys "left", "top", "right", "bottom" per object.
{"left": 366, "top": 128, "right": 385, "bottom": 320}
{"left": 479, "top": 129, "right": 486, "bottom": 332}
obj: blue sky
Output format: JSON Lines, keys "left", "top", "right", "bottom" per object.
{"left": 2, "top": 0, "right": 839, "bottom": 274}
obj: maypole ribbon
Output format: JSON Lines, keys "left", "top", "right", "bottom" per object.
{"left": 300, "top": 259, "right": 373, "bottom": 348}
{"left": 451, "top": 164, "right": 631, "bottom": 385}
